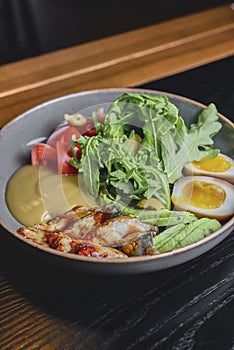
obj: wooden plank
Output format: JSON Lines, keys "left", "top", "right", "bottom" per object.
{"left": 1, "top": 29, "right": 233, "bottom": 127}
{"left": 0, "top": 5, "right": 232, "bottom": 95}
{"left": 0, "top": 5, "right": 233, "bottom": 127}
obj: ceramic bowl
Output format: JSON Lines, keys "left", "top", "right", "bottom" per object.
{"left": 0, "top": 88, "right": 233, "bottom": 274}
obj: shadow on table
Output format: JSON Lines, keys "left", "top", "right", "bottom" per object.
{"left": 1, "top": 224, "right": 233, "bottom": 331}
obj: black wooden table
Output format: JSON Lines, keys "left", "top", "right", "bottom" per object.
{"left": 0, "top": 56, "right": 233, "bottom": 350}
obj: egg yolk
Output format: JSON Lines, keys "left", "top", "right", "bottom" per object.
{"left": 180, "top": 180, "right": 226, "bottom": 209}
{"left": 191, "top": 155, "right": 231, "bottom": 173}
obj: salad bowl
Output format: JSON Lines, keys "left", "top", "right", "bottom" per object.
{"left": 0, "top": 88, "right": 233, "bottom": 274}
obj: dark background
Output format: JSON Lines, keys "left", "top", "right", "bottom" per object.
{"left": 0, "top": 0, "right": 231, "bottom": 65}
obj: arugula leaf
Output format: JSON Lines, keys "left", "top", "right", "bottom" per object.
{"left": 78, "top": 136, "right": 101, "bottom": 198}
{"left": 161, "top": 103, "right": 222, "bottom": 183}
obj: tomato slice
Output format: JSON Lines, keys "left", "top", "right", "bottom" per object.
{"left": 83, "top": 127, "right": 97, "bottom": 137}
{"left": 47, "top": 125, "right": 81, "bottom": 148}
{"left": 56, "top": 141, "right": 78, "bottom": 175}
{"left": 67, "top": 142, "right": 82, "bottom": 158}
{"left": 31, "top": 143, "right": 57, "bottom": 166}
{"left": 76, "top": 119, "right": 96, "bottom": 135}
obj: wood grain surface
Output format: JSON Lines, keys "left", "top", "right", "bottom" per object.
{"left": 0, "top": 4, "right": 234, "bottom": 127}
{"left": 0, "top": 53, "right": 234, "bottom": 350}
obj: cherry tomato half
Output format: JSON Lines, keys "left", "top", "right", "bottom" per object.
{"left": 73, "top": 118, "right": 98, "bottom": 136}
{"left": 31, "top": 143, "right": 57, "bottom": 166}
{"left": 47, "top": 125, "right": 81, "bottom": 148}
{"left": 67, "top": 143, "right": 82, "bottom": 159}
{"left": 83, "top": 127, "right": 97, "bottom": 137}
{"left": 56, "top": 141, "right": 78, "bottom": 175}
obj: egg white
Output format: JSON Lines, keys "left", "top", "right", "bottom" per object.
{"left": 183, "top": 153, "right": 234, "bottom": 184}
{"left": 171, "top": 175, "right": 234, "bottom": 220}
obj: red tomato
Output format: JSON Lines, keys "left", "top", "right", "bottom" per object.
{"left": 31, "top": 143, "right": 57, "bottom": 166}
{"left": 76, "top": 119, "right": 96, "bottom": 135}
{"left": 67, "top": 143, "right": 82, "bottom": 158}
{"left": 47, "top": 125, "right": 81, "bottom": 148}
{"left": 83, "top": 127, "right": 97, "bottom": 137}
{"left": 56, "top": 141, "right": 78, "bottom": 175}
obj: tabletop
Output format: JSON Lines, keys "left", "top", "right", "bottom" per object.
{"left": 0, "top": 4, "right": 234, "bottom": 350}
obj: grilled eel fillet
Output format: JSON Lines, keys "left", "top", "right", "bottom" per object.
{"left": 17, "top": 225, "right": 128, "bottom": 258}
{"left": 17, "top": 204, "right": 158, "bottom": 258}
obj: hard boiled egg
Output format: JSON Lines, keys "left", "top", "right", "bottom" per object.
{"left": 183, "top": 153, "right": 234, "bottom": 184}
{"left": 171, "top": 175, "right": 234, "bottom": 220}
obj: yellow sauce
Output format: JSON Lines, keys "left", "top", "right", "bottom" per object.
{"left": 175, "top": 180, "right": 226, "bottom": 210}
{"left": 192, "top": 155, "right": 231, "bottom": 173}
{"left": 6, "top": 165, "right": 97, "bottom": 226}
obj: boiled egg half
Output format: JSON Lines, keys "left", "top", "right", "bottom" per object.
{"left": 183, "top": 153, "right": 234, "bottom": 184}
{"left": 171, "top": 175, "right": 234, "bottom": 220}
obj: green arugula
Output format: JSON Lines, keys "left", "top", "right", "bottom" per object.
{"left": 70, "top": 93, "right": 222, "bottom": 209}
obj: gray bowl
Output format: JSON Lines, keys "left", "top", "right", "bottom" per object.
{"left": 1, "top": 88, "right": 233, "bottom": 274}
